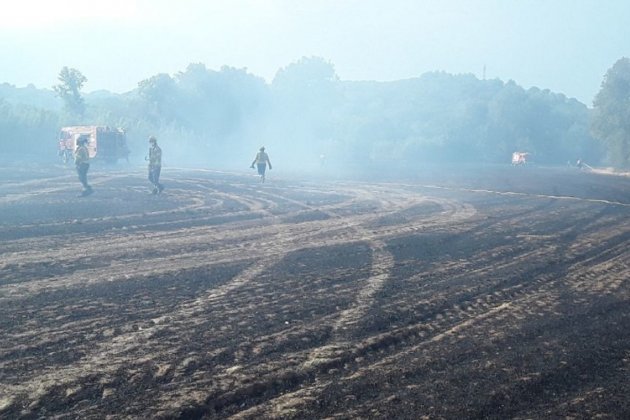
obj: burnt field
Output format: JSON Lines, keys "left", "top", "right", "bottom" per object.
{"left": 0, "top": 164, "right": 628, "bottom": 419}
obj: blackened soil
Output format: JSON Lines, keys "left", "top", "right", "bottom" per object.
{"left": 0, "top": 165, "right": 628, "bottom": 419}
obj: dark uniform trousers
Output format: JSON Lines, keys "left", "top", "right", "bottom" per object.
{"left": 76, "top": 163, "right": 90, "bottom": 189}
{"left": 149, "top": 165, "right": 162, "bottom": 188}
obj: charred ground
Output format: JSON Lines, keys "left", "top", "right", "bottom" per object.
{"left": 0, "top": 164, "right": 628, "bottom": 419}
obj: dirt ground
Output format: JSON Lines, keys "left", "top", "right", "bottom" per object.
{"left": 0, "top": 163, "right": 628, "bottom": 419}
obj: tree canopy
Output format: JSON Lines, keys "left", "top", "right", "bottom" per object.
{"left": 0, "top": 57, "right": 610, "bottom": 170}
{"left": 53, "top": 67, "right": 87, "bottom": 117}
{"left": 591, "top": 57, "right": 630, "bottom": 168}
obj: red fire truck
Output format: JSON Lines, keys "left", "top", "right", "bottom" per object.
{"left": 58, "top": 126, "right": 129, "bottom": 164}
{"left": 511, "top": 151, "right": 530, "bottom": 166}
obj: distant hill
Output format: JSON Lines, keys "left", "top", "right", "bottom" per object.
{"left": 0, "top": 83, "right": 62, "bottom": 111}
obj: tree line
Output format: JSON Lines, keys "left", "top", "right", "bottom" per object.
{"left": 0, "top": 57, "right": 628, "bottom": 169}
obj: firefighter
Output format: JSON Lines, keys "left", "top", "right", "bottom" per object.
{"left": 147, "top": 136, "right": 164, "bottom": 194}
{"left": 250, "top": 146, "right": 272, "bottom": 182}
{"left": 74, "top": 136, "right": 93, "bottom": 196}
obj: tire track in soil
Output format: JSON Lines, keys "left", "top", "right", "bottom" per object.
{"left": 0, "top": 183, "right": 471, "bottom": 294}
{"left": 171, "top": 184, "right": 478, "bottom": 418}
{"left": 2, "top": 169, "right": 628, "bottom": 418}
{"left": 14, "top": 185, "right": 474, "bottom": 416}
{"left": 0, "top": 172, "right": 137, "bottom": 204}
{"left": 1, "top": 176, "right": 474, "bottom": 415}
{"left": 221, "top": 188, "right": 629, "bottom": 419}
{"left": 140, "top": 184, "right": 477, "bottom": 416}
{"left": 235, "top": 260, "right": 569, "bottom": 418}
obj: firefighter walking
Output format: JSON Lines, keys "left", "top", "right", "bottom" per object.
{"left": 250, "top": 146, "right": 272, "bottom": 182}
{"left": 74, "top": 136, "right": 93, "bottom": 196}
{"left": 147, "top": 136, "right": 164, "bottom": 194}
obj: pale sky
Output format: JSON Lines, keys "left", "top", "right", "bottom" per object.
{"left": 1, "top": 0, "right": 628, "bottom": 105}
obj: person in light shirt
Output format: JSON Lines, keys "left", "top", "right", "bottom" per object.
{"left": 147, "top": 136, "right": 164, "bottom": 194}
{"left": 74, "top": 136, "right": 93, "bottom": 196}
{"left": 250, "top": 146, "right": 272, "bottom": 182}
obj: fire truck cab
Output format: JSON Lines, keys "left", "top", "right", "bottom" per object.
{"left": 58, "top": 126, "right": 129, "bottom": 164}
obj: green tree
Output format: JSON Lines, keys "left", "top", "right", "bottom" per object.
{"left": 272, "top": 56, "right": 338, "bottom": 88}
{"left": 271, "top": 57, "right": 340, "bottom": 155}
{"left": 591, "top": 57, "right": 630, "bottom": 168}
{"left": 0, "top": 98, "right": 59, "bottom": 156}
{"left": 53, "top": 67, "right": 87, "bottom": 116}
{"left": 137, "top": 73, "right": 178, "bottom": 122}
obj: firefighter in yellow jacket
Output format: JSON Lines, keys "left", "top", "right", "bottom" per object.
{"left": 147, "top": 136, "right": 164, "bottom": 194}
{"left": 250, "top": 146, "right": 272, "bottom": 182}
{"left": 74, "top": 136, "right": 93, "bottom": 196}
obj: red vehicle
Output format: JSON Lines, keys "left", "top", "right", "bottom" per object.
{"left": 58, "top": 126, "right": 129, "bottom": 164}
{"left": 511, "top": 151, "right": 530, "bottom": 165}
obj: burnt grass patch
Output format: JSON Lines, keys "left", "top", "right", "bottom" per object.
{"left": 0, "top": 262, "right": 247, "bottom": 380}
{"left": 1, "top": 166, "right": 629, "bottom": 419}
{"left": 369, "top": 201, "right": 444, "bottom": 228}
